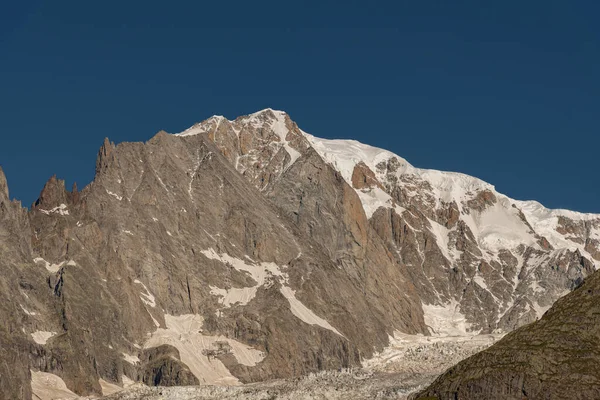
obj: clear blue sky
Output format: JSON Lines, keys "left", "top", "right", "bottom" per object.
{"left": 1, "top": 1, "right": 598, "bottom": 212}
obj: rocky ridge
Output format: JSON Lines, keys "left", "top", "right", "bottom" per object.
{"left": 0, "top": 109, "right": 598, "bottom": 399}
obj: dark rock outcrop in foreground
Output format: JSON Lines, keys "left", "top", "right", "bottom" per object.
{"left": 413, "top": 269, "right": 600, "bottom": 400}
{"left": 138, "top": 345, "right": 199, "bottom": 387}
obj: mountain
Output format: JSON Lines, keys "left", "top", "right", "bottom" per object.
{"left": 0, "top": 109, "right": 598, "bottom": 399}
{"left": 412, "top": 267, "right": 600, "bottom": 400}
{"left": 185, "top": 109, "right": 599, "bottom": 334}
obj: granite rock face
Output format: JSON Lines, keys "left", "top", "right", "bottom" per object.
{"left": 0, "top": 109, "right": 599, "bottom": 398}
{"left": 0, "top": 166, "right": 36, "bottom": 400}
{"left": 192, "top": 109, "right": 600, "bottom": 335}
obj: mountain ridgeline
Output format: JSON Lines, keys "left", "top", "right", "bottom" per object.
{"left": 0, "top": 109, "right": 598, "bottom": 399}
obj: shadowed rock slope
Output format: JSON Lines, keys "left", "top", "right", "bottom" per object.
{"left": 413, "top": 269, "right": 600, "bottom": 400}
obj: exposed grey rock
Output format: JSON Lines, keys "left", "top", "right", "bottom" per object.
{"left": 138, "top": 345, "right": 199, "bottom": 387}
{"left": 189, "top": 110, "right": 600, "bottom": 337}
{"left": 0, "top": 168, "right": 35, "bottom": 400}
{"left": 0, "top": 109, "right": 598, "bottom": 399}
{"left": 0, "top": 165, "right": 9, "bottom": 201}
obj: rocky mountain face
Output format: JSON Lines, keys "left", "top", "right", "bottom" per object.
{"left": 186, "top": 109, "right": 599, "bottom": 335}
{"left": 413, "top": 267, "right": 600, "bottom": 400}
{"left": 0, "top": 166, "right": 36, "bottom": 399}
{"left": 0, "top": 109, "right": 598, "bottom": 399}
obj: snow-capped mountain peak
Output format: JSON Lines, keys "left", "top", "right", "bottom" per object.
{"left": 5, "top": 108, "right": 600, "bottom": 398}
{"left": 172, "top": 109, "right": 600, "bottom": 335}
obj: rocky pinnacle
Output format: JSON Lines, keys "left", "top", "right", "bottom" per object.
{"left": 0, "top": 165, "right": 9, "bottom": 201}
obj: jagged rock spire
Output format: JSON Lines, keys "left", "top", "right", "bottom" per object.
{"left": 35, "top": 175, "right": 68, "bottom": 208}
{"left": 0, "top": 166, "right": 8, "bottom": 201}
{"left": 71, "top": 182, "right": 80, "bottom": 204}
{"left": 95, "top": 137, "right": 115, "bottom": 176}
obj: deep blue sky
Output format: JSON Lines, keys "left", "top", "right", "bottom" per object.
{"left": 1, "top": 1, "right": 598, "bottom": 212}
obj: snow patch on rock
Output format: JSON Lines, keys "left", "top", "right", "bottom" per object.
{"left": 20, "top": 304, "right": 36, "bottom": 316}
{"left": 355, "top": 187, "right": 395, "bottom": 218}
{"left": 202, "top": 249, "right": 343, "bottom": 336}
{"left": 175, "top": 116, "right": 225, "bottom": 137}
{"left": 144, "top": 314, "right": 264, "bottom": 385}
{"left": 476, "top": 198, "right": 537, "bottom": 252}
{"left": 106, "top": 190, "right": 124, "bottom": 201}
{"left": 472, "top": 274, "right": 488, "bottom": 290}
{"left": 422, "top": 300, "right": 474, "bottom": 336}
{"left": 31, "top": 331, "right": 56, "bottom": 345}
{"left": 268, "top": 109, "right": 302, "bottom": 167}
{"left": 426, "top": 218, "right": 456, "bottom": 263}
{"left": 39, "top": 203, "right": 69, "bottom": 216}
{"left": 201, "top": 248, "right": 284, "bottom": 307}
{"left": 31, "top": 370, "right": 79, "bottom": 400}
{"left": 33, "top": 257, "right": 66, "bottom": 273}
{"left": 122, "top": 353, "right": 140, "bottom": 365}
{"left": 134, "top": 279, "right": 157, "bottom": 308}
{"left": 280, "top": 286, "right": 344, "bottom": 337}
{"left": 100, "top": 378, "right": 124, "bottom": 396}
